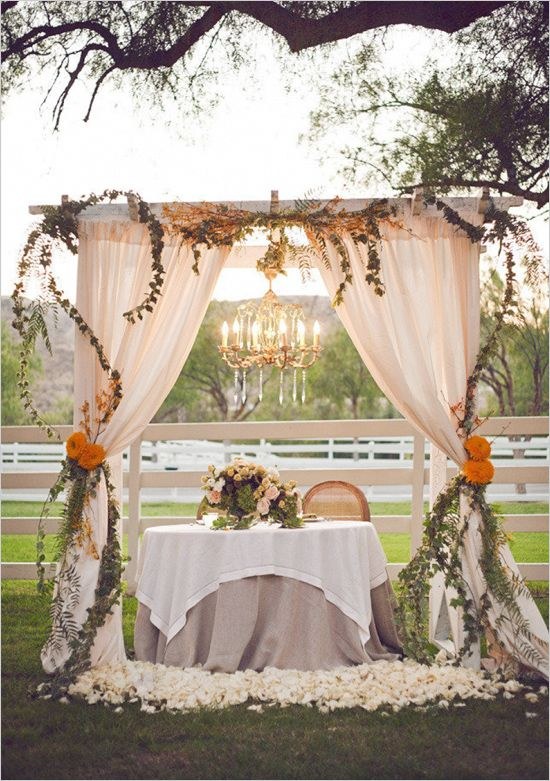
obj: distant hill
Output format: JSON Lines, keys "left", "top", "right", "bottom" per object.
{"left": 2, "top": 296, "right": 74, "bottom": 417}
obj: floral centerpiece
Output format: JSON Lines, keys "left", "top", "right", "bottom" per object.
{"left": 200, "top": 459, "right": 303, "bottom": 529}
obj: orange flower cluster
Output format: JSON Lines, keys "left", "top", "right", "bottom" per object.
{"left": 464, "top": 435, "right": 492, "bottom": 461}
{"left": 66, "top": 432, "right": 106, "bottom": 471}
{"left": 463, "top": 459, "right": 495, "bottom": 485}
{"left": 463, "top": 436, "right": 494, "bottom": 484}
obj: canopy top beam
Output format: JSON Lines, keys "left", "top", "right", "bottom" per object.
{"left": 29, "top": 189, "right": 523, "bottom": 224}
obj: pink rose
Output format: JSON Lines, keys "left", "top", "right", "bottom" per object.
{"left": 256, "top": 497, "right": 270, "bottom": 515}
{"left": 207, "top": 490, "right": 221, "bottom": 504}
{"left": 265, "top": 485, "right": 279, "bottom": 501}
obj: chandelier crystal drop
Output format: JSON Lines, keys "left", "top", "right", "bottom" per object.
{"left": 219, "top": 269, "right": 321, "bottom": 405}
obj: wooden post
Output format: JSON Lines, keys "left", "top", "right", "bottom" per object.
{"left": 127, "top": 193, "right": 140, "bottom": 222}
{"left": 270, "top": 190, "right": 279, "bottom": 213}
{"left": 124, "top": 437, "right": 142, "bottom": 595}
{"left": 410, "top": 432, "right": 425, "bottom": 555}
{"left": 410, "top": 187, "right": 423, "bottom": 217}
{"left": 477, "top": 187, "right": 491, "bottom": 219}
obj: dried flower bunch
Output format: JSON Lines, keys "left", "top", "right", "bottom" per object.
{"left": 201, "top": 459, "right": 303, "bottom": 529}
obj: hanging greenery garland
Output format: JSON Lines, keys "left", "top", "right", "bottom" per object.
{"left": 162, "top": 197, "right": 402, "bottom": 302}
{"left": 10, "top": 189, "right": 547, "bottom": 697}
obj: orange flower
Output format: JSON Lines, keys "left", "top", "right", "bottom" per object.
{"left": 66, "top": 432, "right": 88, "bottom": 460}
{"left": 463, "top": 459, "right": 495, "bottom": 485}
{"left": 77, "top": 443, "right": 106, "bottom": 471}
{"left": 464, "top": 435, "right": 491, "bottom": 461}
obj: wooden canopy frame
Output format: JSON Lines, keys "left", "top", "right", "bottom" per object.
{"left": 28, "top": 188, "right": 522, "bottom": 271}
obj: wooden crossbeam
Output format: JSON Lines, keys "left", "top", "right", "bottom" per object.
{"left": 29, "top": 194, "right": 523, "bottom": 219}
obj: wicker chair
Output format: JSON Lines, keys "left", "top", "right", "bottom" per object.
{"left": 302, "top": 480, "right": 370, "bottom": 522}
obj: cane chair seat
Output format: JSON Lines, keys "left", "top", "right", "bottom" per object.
{"left": 302, "top": 480, "right": 370, "bottom": 522}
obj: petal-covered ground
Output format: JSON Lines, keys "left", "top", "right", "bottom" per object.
{"left": 64, "top": 658, "right": 546, "bottom": 714}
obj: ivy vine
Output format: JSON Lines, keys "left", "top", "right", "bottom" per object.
{"left": 35, "top": 459, "right": 123, "bottom": 698}
{"left": 11, "top": 189, "right": 165, "bottom": 438}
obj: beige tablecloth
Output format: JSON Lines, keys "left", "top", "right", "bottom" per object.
{"left": 135, "top": 575, "right": 402, "bottom": 672}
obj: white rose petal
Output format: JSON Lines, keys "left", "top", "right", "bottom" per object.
{"left": 64, "top": 659, "right": 529, "bottom": 715}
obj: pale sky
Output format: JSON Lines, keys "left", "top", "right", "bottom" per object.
{"left": 1, "top": 36, "right": 339, "bottom": 300}
{"left": 1, "top": 22, "right": 547, "bottom": 303}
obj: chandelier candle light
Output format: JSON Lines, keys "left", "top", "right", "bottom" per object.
{"left": 219, "top": 268, "right": 321, "bottom": 405}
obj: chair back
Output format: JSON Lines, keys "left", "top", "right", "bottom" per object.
{"left": 302, "top": 480, "right": 370, "bottom": 522}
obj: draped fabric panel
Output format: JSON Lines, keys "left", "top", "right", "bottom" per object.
{"left": 318, "top": 219, "right": 548, "bottom": 678}
{"left": 320, "top": 218, "right": 480, "bottom": 467}
{"left": 41, "top": 222, "right": 229, "bottom": 673}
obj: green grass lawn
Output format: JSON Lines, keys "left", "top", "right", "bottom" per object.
{"left": 2, "top": 580, "right": 548, "bottom": 780}
{"left": 2, "top": 501, "right": 548, "bottom": 565}
{"left": 3, "top": 499, "right": 549, "bottom": 518}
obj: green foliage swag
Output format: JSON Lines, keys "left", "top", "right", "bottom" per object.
{"left": 10, "top": 188, "right": 547, "bottom": 696}
{"left": 162, "top": 196, "right": 399, "bottom": 303}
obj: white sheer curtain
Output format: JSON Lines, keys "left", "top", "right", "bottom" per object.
{"left": 318, "top": 218, "right": 548, "bottom": 677}
{"left": 41, "top": 221, "right": 229, "bottom": 673}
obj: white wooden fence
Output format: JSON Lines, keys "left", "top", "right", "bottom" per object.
{"left": 4, "top": 432, "right": 549, "bottom": 472}
{"left": 1, "top": 417, "right": 548, "bottom": 587}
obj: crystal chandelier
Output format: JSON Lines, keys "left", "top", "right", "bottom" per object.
{"left": 219, "top": 267, "right": 321, "bottom": 405}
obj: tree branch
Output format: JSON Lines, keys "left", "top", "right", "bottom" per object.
{"left": 0, "top": 0, "right": 515, "bottom": 128}
{"left": 121, "top": 4, "right": 226, "bottom": 69}
{"left": 2, "top": 20, "right": 120, "bottom": 59}
{"left": 401, "top": 175, "right": 548, "bottom": 207}
{"left": 200, "top": 2, "right": 510, "bottom": 52}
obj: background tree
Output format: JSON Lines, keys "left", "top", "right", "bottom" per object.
{"left": 310, "top": 1, "right": 548, "bottom": 207}
{"left": 479, "top": 266, "right": 549, "bottom": 417}
{"left": 154, "top": 300, "right": 395, "bottom": 423}
{"left": 478, "top": 264, "right": 549, "bottom": 493}
{"left": 1, "top": 1, "right": 507, "bottom": 129}
{"left": 306, "top": 328, "right": 398, "bottom": 420}
{"left": 154, "top": 301, "right": 269, "bottom": 423}
{"left": 1, "top": 320, "right": 42, "bottom": 424}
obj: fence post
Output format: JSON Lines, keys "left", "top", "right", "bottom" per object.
{"left": 124, "top": 437, "right": 142, "bottom": 595}
{"left": 410, "top": 432, "right": 425, "bottom": 555}
{"left": 223, "top": 439, "right": 231, "bottom": 464}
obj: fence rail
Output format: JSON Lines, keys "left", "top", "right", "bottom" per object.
{"left": 2, "top": 417, "right": 548, "bottom": 586}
